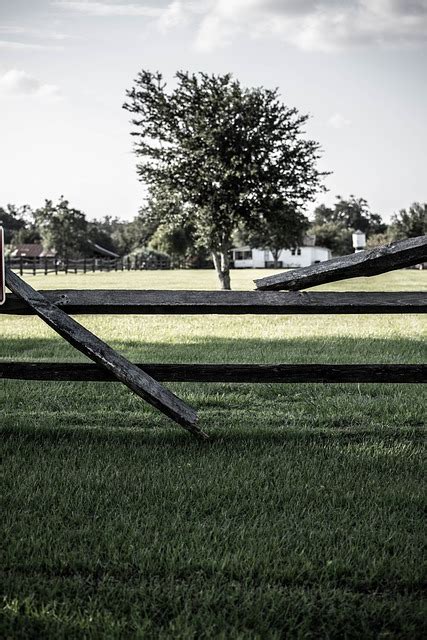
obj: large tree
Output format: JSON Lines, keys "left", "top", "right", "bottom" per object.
{"left": 124, "top": 71, "right": 326, "bottom": 289}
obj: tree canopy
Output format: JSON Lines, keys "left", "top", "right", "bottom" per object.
{"left": 390, "top": 202, "right": 426, "bottom": 239}
{"left": 34, "top": 197, "right": 88, "bottom": 260}
{"left": 310, "top": 196, "right": 386, "bottom": 255}
{"left": 0, "top": 204, "right": 31, "bottom": 244}
{"left": 124, "top": 70, "right": 326, "bottom": 288}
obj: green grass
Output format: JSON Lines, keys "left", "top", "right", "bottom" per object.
{"left": 1, "top": 269, "right": 426, "bottom": 638}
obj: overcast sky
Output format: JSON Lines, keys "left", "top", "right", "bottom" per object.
{"left": 0, "top": 0, "right": 426, "bottom": 221}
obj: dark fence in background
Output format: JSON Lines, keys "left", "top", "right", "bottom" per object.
{"left": 7, "top": 256, "right": 425, "bottom": 277}
{"left": 6, "top": 255, "right": 171, "bottom": 275}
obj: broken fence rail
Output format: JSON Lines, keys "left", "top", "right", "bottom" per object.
{"left": 255, "top": 235, "right": 427, "bottom": 291}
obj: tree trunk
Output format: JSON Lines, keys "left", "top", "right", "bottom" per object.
{"left": 212, "top": 249, "right": 231, "bottom": 290}
{"left": 272, "top": 248, "right": 282, "bottom": 268}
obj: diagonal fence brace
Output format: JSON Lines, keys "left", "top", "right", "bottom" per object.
{"left": 5, "top": 268, "right": 208, "bottom": 440}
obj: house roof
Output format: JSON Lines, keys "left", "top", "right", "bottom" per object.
{"left": 11, "top": 244, "right": 57, "bottom": 258}
{"left": 89, "top": 241, "right": 120, "bottom": 258}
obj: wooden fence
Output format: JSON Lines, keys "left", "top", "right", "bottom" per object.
{"left": 1, "top": 235, "right": 426, "bottom": 438}
{"left": 2, "top": 289, "right": 426, "bottom": 385}
{"left": 6, "top": 254, "right": 171, "bottom": 276}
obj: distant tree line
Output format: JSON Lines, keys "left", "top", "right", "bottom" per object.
{"left": 0, "top": 195, "right": 211, "bottom": 267}
{"left": 1, "top": 194, "right": 424, "bottom": 266}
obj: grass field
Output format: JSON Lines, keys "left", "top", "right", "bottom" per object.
{"left": 1, "top": 268, "right": 426, "bottom": 638}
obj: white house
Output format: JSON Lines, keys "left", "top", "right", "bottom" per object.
{"left": 231, "top": 235, "right": 332, "bottom": 268}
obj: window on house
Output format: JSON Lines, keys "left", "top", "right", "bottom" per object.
{"left": 235, "top": 250, "right": 252, "bottom": 260}
{"left": 297, "top": 248, "right": 301, "bottom": 255}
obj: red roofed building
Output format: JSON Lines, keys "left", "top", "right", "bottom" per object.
{"left": 10, "top": 244, "right": 57, "bottom": 259}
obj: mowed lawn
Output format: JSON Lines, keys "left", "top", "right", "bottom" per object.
{"left": 1, "top": 268, "right": 426, "bottom": 639}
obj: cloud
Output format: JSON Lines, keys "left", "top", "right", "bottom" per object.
{"left": 53, "top": 0, "right": 195, "bottom": 33}
{"left": 0, "top": 40, "right": 63, "bottom": 51}
{"left": 328, "top": 113, "right": 351, "bottom": 129}
{"left": 52, "top": 1, "right": 163, "bottom": 17}
{"left": 192, "top": 0, "right": 427, "bottom": 52}
{"left": 0, "top": 26, "right": 71, "bottom": 41}
{"left": 0, "top": 26, "right": 71, "bottom": 52}
{"left": 51, "top": 0, "right": 427, "bottom": 51}
{"left": 0, "top": 70, "right": 62, "bottom": 102}
{"left": 157, "top": 1, "right": 189, "bottom": 33}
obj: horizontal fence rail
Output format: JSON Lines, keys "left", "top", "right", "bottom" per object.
{"left": 2, "top": 290, "right": 427, "bottom": 315}
{"left": 1, "top": 363, "right": 426, "bottom": 383}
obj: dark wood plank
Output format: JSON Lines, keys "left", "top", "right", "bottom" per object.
{"left": 2, "top": 290, "right": 426, "bottom": 315}
{"left": 4, "top": 268, "right": 207, "bottom": 439}
{"left": 254, "top": 236, "right": 427, "bottom": 291}
{"left": 1, "top": 362, "right": 425, "bottom": 383}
